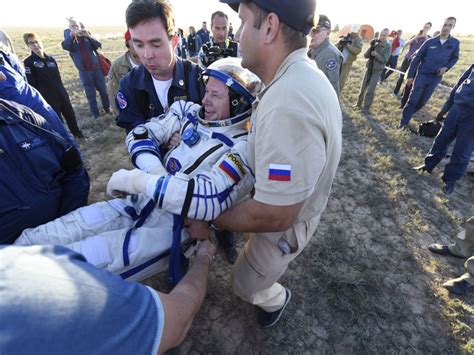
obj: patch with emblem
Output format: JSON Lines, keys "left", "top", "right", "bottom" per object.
{"left": 33, "top": 61, "right": 44, "bottom": 68}
{"left": 268, "top": 163, "right": 291, "bottom": 182}
{"left": 174, "top": 96, "right": 188, "bottom": 102}
{"left": 219, "top": 153, "right": 246, "bottom": 183}
{"left": 166, "top": 158, "right": 182, "bottom": 174}
{"left": 326, "top": 58, "right": 337, "bottom": 70}
{"left": 19, "top": 137, "right": 45, "bottom": 151}
{"left": 47, "top": 61, "right": 57, "bottom": 68}
{"left": 116, "top": 91, "right": 128, "bottom": 110}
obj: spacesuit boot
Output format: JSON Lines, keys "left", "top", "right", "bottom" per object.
{"left": 215, "top": 229, "right": 238, "bottom": 264}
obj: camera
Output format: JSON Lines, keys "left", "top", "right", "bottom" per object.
{"left": 201, "top": 44, "right": 234, "bottom": 67}
{"left": 336, "top": 34, "right": 352, "bottom": 51}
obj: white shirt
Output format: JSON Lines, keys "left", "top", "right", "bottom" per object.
{"left": 152, "top": 77, "right": 172, "bottom": 110}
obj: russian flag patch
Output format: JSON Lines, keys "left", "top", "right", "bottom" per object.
{"left": 268, "top": 163, "right": 291, "bottom": 181}
{"left": 219, "top": 160, "right": 242, "bottom": 183}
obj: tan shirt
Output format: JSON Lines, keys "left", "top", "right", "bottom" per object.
{"left": 248, "top": 48, "right": 342, "bottom": 226}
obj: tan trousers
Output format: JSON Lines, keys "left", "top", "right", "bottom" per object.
{"left": 449, "top": 216, "right": 474, "bottom": 285}
{"left": 231, "top": 217, "right": 319, "bottom": 312}
{"left": 339, "top": 62, "right": 353, "bottom": 91}
{"left": 357, "top": 68, "right": 383, "bottom": 110}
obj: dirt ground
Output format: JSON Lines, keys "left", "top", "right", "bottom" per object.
{"left": 77, "top": 94, "right": 473, "bottom": 353}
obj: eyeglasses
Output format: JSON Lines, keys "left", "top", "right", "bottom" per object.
{"left": 27, "top": 40, "right": 40, "bottom": 46}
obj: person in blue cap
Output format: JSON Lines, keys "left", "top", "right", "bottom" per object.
{"left": 115, "top": 0, "right": 205, "bottom": 133}
{"left": 413, "top": 65, "right": 474, "bottom": 195}
{"left": 195, "top": 0, "right": 342, "bottom": 329}
{"left": 399, "top": 17, "right": 459, "bottom": 129}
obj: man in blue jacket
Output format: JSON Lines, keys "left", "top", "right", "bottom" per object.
{"left": 115, "top": 0, "right": 204, "bottom": 132}
{"left": 399, "top": 17, "right": 459, "bottom": 128}
{"left": 413, "top": 65, "right": 474, "bottom": 194}
{"left": 0, "top": 98, "right": 90, "bottom": 244}
{"left": 62, "top": 18, "right": 110, "bottom": 118}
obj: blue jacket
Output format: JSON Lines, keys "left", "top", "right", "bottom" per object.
{"left": 407, "top": 36, "right": 460, "bottom": 78}
{"left": 196, "top": 28, "right": 210, "bottom": 44}
{"left": 0, "top": 99, "right": 90, "bottom": 244}
{"left": 0, "top": 50, "right": 78, "bottom": 149}
{"left": 115, "top": 57, "right": 205, "bottom": 132}
{"left": 61, "top": 31, "right": 101, "bottom": 71}
{"left": 442, "top": 65, "right": 474, "bottom": 113}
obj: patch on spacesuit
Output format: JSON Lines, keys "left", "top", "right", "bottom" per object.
{"left": 326, "top": 58, "right": 337, "bottom": 70}
{"left": 33, "top": 61, "right": 44, "bottom": 68}
{"left": 166, "top": 158, "right": 182, "bottom": 174}
{"left": 116, "top": 91, "right": 128, "bottom": 110}
{"left": 219, "top": 153, "right": 246, "bottom": 183}
{"left": 24, "top": 66, "right": 31, "bottom": 74}
{"left": 18, "top": 137, "right": 45, "bottom": 151}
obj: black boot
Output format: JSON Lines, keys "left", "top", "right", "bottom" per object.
{"left": 215, "top": 230, "right": 238, "bottom": 264}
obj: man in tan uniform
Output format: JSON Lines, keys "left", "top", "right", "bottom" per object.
{"left": 307, "top": 15, "right": 343, "bottom": 96}
{"left": 355, "top": 28, "right": 391, "bottom": 112}
{"left": 216, "top": 0, "right": 342, "bottom": 328}
{"left": 429, "top": 216, "right": 474, "bottom": 295}
{"left": 338, "top": 24, "right": 363, "bottom": 91}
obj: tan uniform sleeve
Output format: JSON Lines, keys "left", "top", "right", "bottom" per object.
{"left": 253, "top": 105, "right": 327, "bottom": 206}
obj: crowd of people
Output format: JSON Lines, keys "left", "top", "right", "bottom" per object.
{"left": 0, "top": 0, "right": 472, "bottom": 352}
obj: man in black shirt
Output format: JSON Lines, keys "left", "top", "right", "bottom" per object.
{"left": 23, "top": 33, "right": 83, "bottom": 138}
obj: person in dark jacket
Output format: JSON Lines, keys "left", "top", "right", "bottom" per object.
{"left": 62, "top": 18, "right": 110, "bottom": 118}
{"left": 115, "top": 0, "right": 204, "bottom": 132}
{"left": 413, "top": 65, "right": 474, "bottom": 195}
{"left": 23, "top": 33, "right": 83, "bottom": 138}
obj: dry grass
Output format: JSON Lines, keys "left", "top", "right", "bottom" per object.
{"left": 4, "top": 27, "right": 474, "bottom": 353}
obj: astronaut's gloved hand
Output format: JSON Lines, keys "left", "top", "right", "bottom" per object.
{"left": 106, "top": 169, "right": 151, "bottom": 197}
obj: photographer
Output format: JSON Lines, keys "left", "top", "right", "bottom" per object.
{"left": 198, "top": 10, "right": 238, "bottom": 68}
{"left": 338, "top": 25, "right": 363, "bottom": 90}
{"left": 354, "top": 28, "right": 390, "bottom": 112}
{"left": 308, "top": 15, "right": 343, "bottom": 96}
{"left": 62, "top": 17, "right": 110, "bottom": 118}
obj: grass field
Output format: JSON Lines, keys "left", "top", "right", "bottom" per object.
{"left": 4, "top": 27, "right": 474, "bottom": 353}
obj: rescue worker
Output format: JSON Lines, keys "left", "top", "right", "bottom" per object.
{"left": 106, "top": 30, "right": 141, "bottom": 112}
{"left": 197, "top": 21, "right": 211, "bottom": 45}
{"left": 23, "top": 33, "right": 84, "bottom": 138}
{"left": 0, "top": 98, "right": 90, "bottom": 244}
{"left": 308, "top": 15, "right": 343, "bottom": 96}
{"left": 187, "top": 26, "right": 203, "bottom": 58}
{"left": 338, "top": 24, "right": 363, "bottom": 91}
{"left": 62, "top": 18, "right": 111, "bottom": 119}
{"left": 428, "top": 216, "right": 474, "bottom": 295}
{"left": 399, "top": 17, "right": 459, "bottom": 129}
{"left": 355, "top": 28, "right": 391, "bottom": 112}
{"left": 116, "top": 0, "right": 204, "bottom": 132}
{"left": 0, "top": 47, "right": 80, "bottom": 149}
{"left": 413, "top": 65, "right": 474, "bottom": 195}
{"left": 16, "top": 58, "right": 260, "bottom": 282}
{"left": 198, "top": 10, "right": 239, "bottom": 68}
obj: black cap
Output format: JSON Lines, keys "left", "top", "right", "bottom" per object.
{"left": 219, "top": 0, "right": 316, "bottom": 35}
{"left": 317, "top": 15, "right": 331, "bottom": 30}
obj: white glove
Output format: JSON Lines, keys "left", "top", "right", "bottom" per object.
{"left": 106, "top": 169, "right": 150, "bottom": 197}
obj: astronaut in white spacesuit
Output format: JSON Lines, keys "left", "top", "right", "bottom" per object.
{"left": 15, "top": 58, "right": 261, "bottom": 282}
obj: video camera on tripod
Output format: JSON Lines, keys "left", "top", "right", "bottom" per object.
{"left": 200, "top": 44, "right": 234, "bottom": 67}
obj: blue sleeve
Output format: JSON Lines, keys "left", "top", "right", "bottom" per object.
{"left": 61, "top": 35, "right": 75, "bottom": 52}
{"left": 196, "top": 34, "right": 202, "bottom": 50}
{"left": 441, "top": 65, "right": 472, "bottom": 113}
{"left": 407, "top": 39, "right": 429, "bottom": 78}
{"left": 0, "top": 245, "right": 163, "bottom": 355}
{"left": 59, "top": 167, "right": 90, "bottom": 215}
{"left": 446, "top": 40, "right": 460, "bottom": 70}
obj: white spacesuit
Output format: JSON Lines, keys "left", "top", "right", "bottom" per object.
{"left": 15, "top": 58, "right": 260, "bottom": 282}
